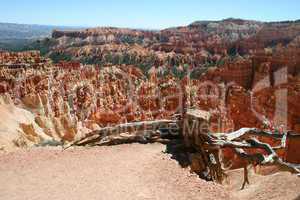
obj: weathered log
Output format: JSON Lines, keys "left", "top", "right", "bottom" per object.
{"left": 64, "top": 119, "right": 178, "bottom": 149}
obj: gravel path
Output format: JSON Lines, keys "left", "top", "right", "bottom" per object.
{"left": 0, "top": 143, "right": 231, "bottom": 200}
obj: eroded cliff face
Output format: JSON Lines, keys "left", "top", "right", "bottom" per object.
{"left": 0, "top": 51, "right": 186, "bottom": 150}
{"left": 0, "top": 94, "right": 52, "bottom": 151}
{"left": 47, "top": 19, "right": 300, "bottom": 68}
{"left": 195, "top": 47, "right": 300, "bottom": 132}
{"left": 1, "top": 19, "right": 300, "bottom": 151}
{"left": 0, "top": 45, "right": 299, "bottom": 152}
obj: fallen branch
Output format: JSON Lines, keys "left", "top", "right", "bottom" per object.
{"left": 64, "top": 119, "right": 178, "bottom": 149}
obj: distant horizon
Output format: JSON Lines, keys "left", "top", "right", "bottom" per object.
{"left": 1, "top": 17, "right": 300, "bottom": 31}
{"left": 1, "top": 0, "right": 300, "bottom": 29}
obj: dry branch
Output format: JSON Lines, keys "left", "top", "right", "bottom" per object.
{"left": 210, "top": 129, "right": 300, "bottom": 174}
{"left": 64, "top": 119, "right": 178, "bottom": 149}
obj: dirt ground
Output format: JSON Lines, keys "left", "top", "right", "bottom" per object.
{"left": 226, "top": 167, "right": 300, "bottom": 200}
{"left": 0, "top": 143, "right": 299, "bottom": 200}
{"left": 0, "top": 143, "right": 230, "bottom": 200}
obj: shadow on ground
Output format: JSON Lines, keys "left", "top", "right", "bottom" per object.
{"left": 164, "top": 138, "right": 215, "bottom": 181}
{"left": 294, "top": 195, "right": 300, "bottom": 200}
{"left": 164, "top": 139, "right": 192, "bottom": 168}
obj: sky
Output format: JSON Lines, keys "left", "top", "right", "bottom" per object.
{"left": 1, "top": 0, "right": 300, "bottom": 29}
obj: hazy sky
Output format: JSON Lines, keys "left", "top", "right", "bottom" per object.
{"left": 1, "top": 0, "right": 300, "bottom": 29}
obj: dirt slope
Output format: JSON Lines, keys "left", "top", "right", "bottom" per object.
{"left": 1, "top": 143, "right": 299, "bottom": 200}
{"left": 0, "top": 143, "right": 230, "bottom": 200}
{"left": 226, "top": 168, "right": 300, "bottom": 200}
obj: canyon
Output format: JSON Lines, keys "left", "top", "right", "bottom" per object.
{"left": 0, "top": 18, "right": 300, "bottom": 199}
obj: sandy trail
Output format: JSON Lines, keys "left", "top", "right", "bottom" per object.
{"left": 1, "top": 143, "right": 299, "bottom": 200}
{"left": 0, "top": 143, "right": 230, "bottom": 200}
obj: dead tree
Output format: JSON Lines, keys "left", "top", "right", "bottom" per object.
{"left": 182, "top": 110, "right": 300, "bottom": 188}
{"left": 207, "top": 129, "right": 300, "bottom": 189}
